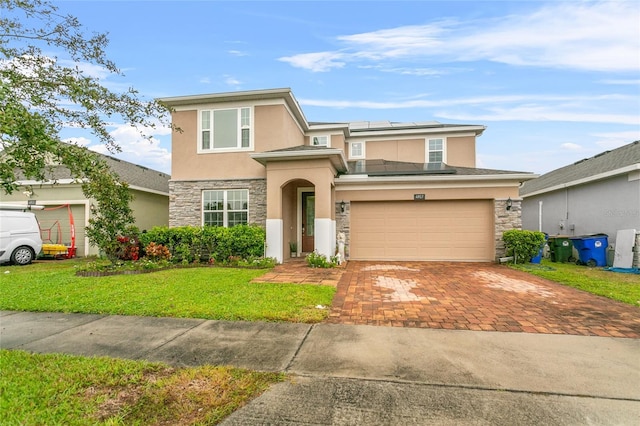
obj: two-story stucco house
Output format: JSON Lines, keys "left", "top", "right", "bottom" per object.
{"left": 160, "top": 88, "right": 535, "bottom": 263}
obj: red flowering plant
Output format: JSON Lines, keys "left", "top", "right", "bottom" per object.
{"left": 114, "top": 228, "right": 141, "bottom": 261}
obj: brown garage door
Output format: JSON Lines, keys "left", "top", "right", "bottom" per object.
{"left": 350, "top": 200, "right": 494, "bottom": 261}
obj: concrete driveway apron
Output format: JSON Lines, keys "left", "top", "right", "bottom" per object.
{"left": 327, "top": 261, "right": 640, "bottom": 338}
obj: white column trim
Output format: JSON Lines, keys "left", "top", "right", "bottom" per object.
{"left": 266, "top": 219, "right": 283, "bottom": 263}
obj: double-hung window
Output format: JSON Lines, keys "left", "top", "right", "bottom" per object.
{"left": 200, "top": 107, "right": 251, "bottom": 151}
{"left": 350, "top": 141, "right": 364, "bottom": 159}
{"left": 428, "top": 138, "right": 444, "bottom": 163}
{"left": 203, "top": 189, "right": 248, "bottom": 227}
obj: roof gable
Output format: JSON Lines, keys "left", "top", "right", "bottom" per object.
{"left": 520, "top": 141, "right": 640, "bottom": 196}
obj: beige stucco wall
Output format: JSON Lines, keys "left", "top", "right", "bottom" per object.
{"left": 331, "top": 133, "right": 346, "bottom": 151}
{"left": 265, "top": 159, "right": 337, "bottom": 219}
{"left": 171, "top": 105, "right": 304, "bottom": 181}
{"left": 256, "top": 104, "right": 305, "bottom": 151}
{"left": 447, "top": 136, "right": 476, "bottom": 167}
{"left": 130, "top": 189, "right": 169, "bottom": 232}
{"left": 365, "top": 139, "right": 425, "bottom": 162}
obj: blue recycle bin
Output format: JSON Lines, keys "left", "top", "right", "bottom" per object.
{"left": 569, "top": 234, "right": 608, "bottom": 267}
{"left": 530, "top": 233, "right": 548, "bottom": 264}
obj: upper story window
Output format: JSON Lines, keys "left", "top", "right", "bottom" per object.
{"left": 200, "top": 107, "right": 252, "bottom": 152}
{"left": 311, "top": 135, "right": 329, "bottom": 147}
{"left": 350, "top": 141, "right": 365, "bottom": 159}
{"left": 428, "top": 138, "right": 444, "bottom": 163}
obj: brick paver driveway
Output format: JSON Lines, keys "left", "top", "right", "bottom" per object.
{"left": 326, "top": 261, "right": 640, "bottom": 338}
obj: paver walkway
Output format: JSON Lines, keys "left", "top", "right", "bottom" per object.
{"left": 252, "top": 258, "right": 344, "bottom": 287}
{"left": 325, "top": 261, "right": 640, "bottom": 338}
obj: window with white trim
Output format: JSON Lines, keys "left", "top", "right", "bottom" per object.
{"left": 428, "top": 138, "right": 444, "bottom": 163}
{"left": 203, "top": 189, "right": 248, "bottom": 227}
{"left": 350, "top": 141, "right": 364, "bottom": 159}
{"left": 200, "top": 107, "right": 251, "bottom": 151}
{"left": 311, "top": 135, "right": 328, "bottom": 146}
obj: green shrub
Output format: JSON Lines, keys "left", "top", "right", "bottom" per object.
{"left": 503, "top": 229, "right": 546, "bottom": 264}
{"left": 139, "top": 225, "right": 265, "bottom": 264}
{"left": 306, "top": 251, "right": 337, "bottom": 268}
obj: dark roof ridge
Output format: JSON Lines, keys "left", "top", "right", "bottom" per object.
{"left": 521, "top": 140, "right": 640, "bottom": 196}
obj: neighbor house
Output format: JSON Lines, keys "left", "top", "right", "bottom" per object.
{"left": 160, "top": 88, "right": 535, "bottom": 263}
{"left": 520, "top": 141, "right": 640, "bottom": 254}
{"left": 1, "top": 152, "right": 170, "bottom": 256}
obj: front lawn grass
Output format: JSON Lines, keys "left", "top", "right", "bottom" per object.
{"left": 0, "top": 260, "right": 335, "bottom": 322}
{"left": 0, "top": 349, "right": 283, "bottom": 425}
{"left": 511, "top": 260, "right": 640, "bottom": 306}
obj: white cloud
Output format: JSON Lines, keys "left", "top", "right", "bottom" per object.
{"left": 81, "top": 123, "right": 172, "bottom": 173}
{"left": 560, "top": 143, "right": 583, "bottom": 151}
{"left": 62, "top": 136, "right": 92, "bottom": 147}
{"left": 199, "top": 77, "right": 211, "bottom": 84}
{"left": 279, "top": 51, "right": 346, "bottom": 72}
{"left": 299, "top": 93, "right": 638, "bottom": 125}
{"left": 224, "top": 75, "right": 242, "bottom": 86}
{"left": 228, "top": 50, "right": 248, "bottom": 57}
{"left": 600, "top": 79, "right": 640, "bottom": 86}
{"left": 280, "top": 2, "right": 640, "bottom": 73}
{"left": 592, "top": 131, "right": 640, "bottom": 149}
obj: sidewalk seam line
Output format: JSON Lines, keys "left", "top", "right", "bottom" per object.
{"left": 290, "top": 373, "right": 640, "bottom": 403}
{"left": 10, "top": 313, "right": 107, "bottom": 349}
{"left": 138, "top": 320, "right": 207, "bottom": 358}
{"left": 284, "top": 324, "right": 314, "bottom": 372}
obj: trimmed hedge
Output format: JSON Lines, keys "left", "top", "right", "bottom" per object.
{"left": 139, "top": 225, "right": 266, "bottom": 263}
{"left": 503, "top": 229, "right": 546, "bottom": 264}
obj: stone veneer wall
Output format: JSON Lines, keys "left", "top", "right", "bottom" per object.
{"left": 169, "top": 179, "right": 267, "bottom": 228}
{"left": 494, "top": 199, "right": 522, "bottom": 260}
{"left": 635, "top": 233, "right": 640, "bottom": 268}
{"left": 335, "top": 201, "right": 350, "bottom": 258}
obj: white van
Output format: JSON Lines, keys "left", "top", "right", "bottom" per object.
{"left": 0, "top": 204, "right": 44, "bottom": 265}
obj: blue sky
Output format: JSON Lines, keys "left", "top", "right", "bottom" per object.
{"left": 55, "top": 0, "right": 640, "bottom": 176}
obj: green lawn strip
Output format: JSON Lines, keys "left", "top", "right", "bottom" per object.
{"left": 0, "top": 349, "right": 283, "bottom": 425}
{"left": 510, "top": 260, "right": 640, "bottom": 306}
{"left": 1, "top": 261, "right": 335, "bottom": 323}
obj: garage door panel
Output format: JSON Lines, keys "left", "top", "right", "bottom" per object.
{"left": 351, "top": 200, "right": 493, "bottom": 261}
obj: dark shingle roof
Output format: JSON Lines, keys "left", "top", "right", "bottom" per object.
{"left": 100, "top": 155, "right": 170, "bottom": 193}
{"left": 520, "top": 141, "right": 640, "bottom": 196}
{"left": 265, "top": 145, "right": 332, "bottom": 153}
{"left": 347, "top": 159, "right": 531, "bottom": 177}
{"left": 18, "top": 150, "right": 170, "bottom": 194}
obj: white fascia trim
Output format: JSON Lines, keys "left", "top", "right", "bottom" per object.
{"left": 251, "top": 148, "right": 349, "bottom": 171}
{"left": 14, "top": 179, "right": 85, "bottom": 185}
{"left": 347, "top": 125, "right": 485, "bottom": 138}
{"left": 308, "top": 123, "right": 349, "bottom": 131}
{"left": 158, "top": 88, "right": 293, "bottom": 107}
{"left": 15, "top": 180, "right": 167, "bottom": 197}
{"left": 336, "top": 181, "right": 527, "bottom": 191}
{"left": 522, "top": 164, "right": 640, "bottom": 198}
{"left": 336, "top": 173, "right": 537, "bottom": 185}
{"left": 164, "top": 90, "right": 309, "bottom": 133}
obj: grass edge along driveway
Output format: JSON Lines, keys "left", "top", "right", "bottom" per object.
{"left": 0, "top": 260, "right": 336, "bottom": 323}
{"left": 510, "top": 260, "right": 640, "bottom": 307}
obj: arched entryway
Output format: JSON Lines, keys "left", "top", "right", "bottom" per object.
{"left": 251, "top": 148, "right": 347, "bottom": 263}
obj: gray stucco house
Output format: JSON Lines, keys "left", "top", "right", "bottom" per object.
{"left": 520, "top": 141, "right": 639, "bottom": 261}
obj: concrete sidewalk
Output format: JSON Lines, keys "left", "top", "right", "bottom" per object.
{"left": 2, "top": 310, "right": 639, "bottom": 424}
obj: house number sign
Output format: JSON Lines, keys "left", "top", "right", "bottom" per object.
{"left": 414, "top": 194, "right": 426, "bottom": 201}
